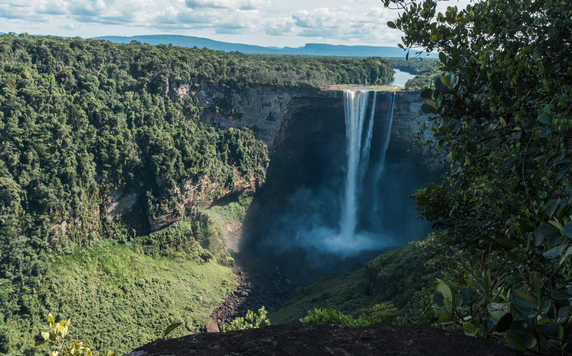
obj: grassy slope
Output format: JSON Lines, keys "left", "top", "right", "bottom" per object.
{"left": 271, "top": 238, "right": 439, "bottom": 325}
{"left": 271, "top": 267, "right": 375, "bottom": 324}
{"left": 4, "top": 241, "right": 235, "bottom": 355}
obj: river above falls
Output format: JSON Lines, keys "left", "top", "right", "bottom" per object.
{"left": 390, "top": 69, "right": 416, "bottom": 87}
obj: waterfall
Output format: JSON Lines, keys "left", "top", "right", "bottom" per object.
{"left": 340, "top": 89, "right": 372, "bottom": 239}
{"left": 360, "top": 91, "right": 376, "bottom": 179}
{"left": 340, "top": 89, "right": 396, "bottom": 239}
{"left": 372, "top": 92, "right": 397, "bottom": 215}
{"left": 376, "top": 92, "right": 396, "bottom": 181}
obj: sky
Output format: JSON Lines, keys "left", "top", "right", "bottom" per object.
{"left": 0, "top": 0, "right": 470, "bottom": 47}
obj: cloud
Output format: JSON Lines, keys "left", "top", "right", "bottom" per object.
{"left": 0, "top": 0, "right": 435, "bottom": 46}
{"left": 185, "top": 0, "right": 269, "bottom": 10}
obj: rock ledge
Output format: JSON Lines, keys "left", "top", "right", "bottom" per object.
{"left": 127, "top": 323, "right": 522, "bottom": 356}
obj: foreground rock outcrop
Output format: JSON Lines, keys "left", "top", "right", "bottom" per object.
{"left": 126, "top": 324, "right": 522, "bottom": 356}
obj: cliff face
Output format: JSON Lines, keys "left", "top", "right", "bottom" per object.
{"left": 197, "top": 85, "right": 440, "bottom": 163}
{"left": 105, "top": 85, "right": 440, "bottom": 232}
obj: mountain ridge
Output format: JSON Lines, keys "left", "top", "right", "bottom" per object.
{"left": 94, "top": 34, "right": 434, "bottom": 58}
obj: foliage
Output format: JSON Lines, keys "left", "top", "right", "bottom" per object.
{"left": 383, "top": 0, "right": 572, "bottom": 353}
{"left": 35, "top": 314, "right": 115, "bottom": 356}
{"left": 384, "top": 57, "right": 439, "bottom": 74}
{"left": 0, "top": 239, "right": 236, "bottom": 355}
{"left": 299, "top": 308, "right": 368, "bottom": 327}
{"left": 404, "top": 70, "right": 440, "bottom": 91}
{"left": 358, "top": 303, "right": 399, "bottom": 325}
{"left": 272, "top": 238, "right": 443, "bottom": 326}
{"left": 221, "top": 307, "right": 271, "bottom": 332}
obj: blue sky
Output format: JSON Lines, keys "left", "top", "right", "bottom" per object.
{"left": 0, "top": 0, "right": 470, "bottom": 47}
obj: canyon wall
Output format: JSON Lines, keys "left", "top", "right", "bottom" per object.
{"left": 106, "top": 85, "right": 442, "bottom": 232}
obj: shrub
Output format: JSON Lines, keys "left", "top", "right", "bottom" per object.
{"left": 221, "top": 307, "right": 271, "bottom": 332}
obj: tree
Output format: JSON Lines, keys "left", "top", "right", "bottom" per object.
{"left": 382, "top": 0, "right": 571, "bottom": 353}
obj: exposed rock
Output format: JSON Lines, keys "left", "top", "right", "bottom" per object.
{"left": 106, "top": 190, "right": 138, "bottom": 221}
{"left": 206, "top": 319, "right": 219, "bottom": 333}
{"left": 200, "top": 85, "right": 319, "bottom": 149}
{"left": 127, "top": 323, "right": 523, "bottom": 356}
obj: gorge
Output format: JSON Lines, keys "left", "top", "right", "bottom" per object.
{"left": 206, "top": 86, "right": 442, "bottom": 327}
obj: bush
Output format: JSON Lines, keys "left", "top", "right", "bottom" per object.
{"left": 299, "top": 308, "right": 368, "bottom": 327}
{"left": 221, "top": 307, "right": 271, "bottom": 332}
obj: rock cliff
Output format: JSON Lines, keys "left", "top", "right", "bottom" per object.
{"left": 105, "top": 85, "right": 441, "bottom": 232}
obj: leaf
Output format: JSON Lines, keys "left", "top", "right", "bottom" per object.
{"left": 494, "top": 313, "right": 513, "bottom": 332}
{"left": 420, "top": 88, "right": 433, "bottom": 99}
{"left": 41, "top": 331, "right": 50, "bottom": 341}
{"left": 544, "top": 199, "right": 560, "bottom": 218}
{"left": 421, "top": 103, "right": 437, "bottom": 114}
{"left": 163, "top": 322, "right": 183, "bottom": 339}
{"left": 556, "top": 306, "right": 571, "bottom": 324}
{"left": 543, "top": 244, "right": 566, "bottom": 259}
{"left": 463, "top": 322, "right": 480, "bottom": 336}
{"left": 512, "top": 290, "right": 537, "bottom": 315}
{"left": 534, "top": 224, "right": 560, "bottom": 246}
{"left": 433, "top": 292, "right": 444, "bottom": 307}
{"left": 387, "top": 21, "right": 396, "bottom": 29}
{"left": 506, "top": 328, "right": 538, "bottom": 351}
{"left": 563, "top": 221, "right": 572, "bottom": 238}
{"left": 439, "top": 52, "right": 447, "bottom": 64}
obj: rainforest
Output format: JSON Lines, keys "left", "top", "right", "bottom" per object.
{"left": 0, "top": 0, "right": 571, "bottom": 355}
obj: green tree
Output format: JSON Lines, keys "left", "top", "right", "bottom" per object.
{"left": 382, "top": 0, "right": 571, "bottom": 353}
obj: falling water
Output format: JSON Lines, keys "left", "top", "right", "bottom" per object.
{"left": 376, "top": 92, "right": 396, "bottom": 181}
{"left": 373, "top": 92, "right": 397, "bottom": 215}
{"left": 340, "top": 89, "right": 397, "bottom": 239}
{"left": 360, "top": 91, "right": 376, "bottom": 179}
{"left": 340, "top": 89, "right": 370, "bottom": 238}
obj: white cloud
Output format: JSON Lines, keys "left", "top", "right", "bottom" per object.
{"left": 185, "top": 0, "right": 269, "bottom": 10}
{"left": 0, "top": 0, "right": 470, "bottom": 46}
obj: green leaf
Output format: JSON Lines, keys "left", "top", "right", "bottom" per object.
{"left": 421, "top": 103, "right": 437, "bottom": 114}
{"left": 463, "top": 322, "right": 480, "bottom": 336}
{"left": 534, "top": 223, "right": 560, "bottom": 246}
{"left": 563, "top": 221, "right": 572, "bottom": 238}
{"left": 387, "top": 21, "right": 396, "bottom": 29}
{"left": 544, "top": 199, "right": 560, "bottom": 218}
{"left": 506, "top": 328, "right": 538, "bottom": 351}
{"left": 439, "top": 52, "right": 447, "bottom": 64}
{"left": 556, "top": 306, "right": 571, "bottom": 324}
{"left": 436, "top": 279, "right": 453, "bottom": 309}
{"left": 543, "top": 244, "right": 566, "bottom": 259}
{"left": 512, "top": 290, "right": 537, "bottom": 314}
{"left": 162, "top": 321, "right": 183, "bottom": 339}
{"left": 420, "top": 88, "right": 433, "bottom": 99}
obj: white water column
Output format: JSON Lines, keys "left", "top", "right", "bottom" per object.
{"left": 340, "top": 89, "right": 396, "bottom": 239}
{"left": 340, "top": 89, "right": 370, "bottom": 239}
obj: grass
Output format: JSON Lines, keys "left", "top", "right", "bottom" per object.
{"left": 5, "top": 240, "right": 236, "bottom": 355}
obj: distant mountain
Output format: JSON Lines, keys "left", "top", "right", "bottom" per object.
{"left": 94, "top": 34, "right": 432, "bottom": 58}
